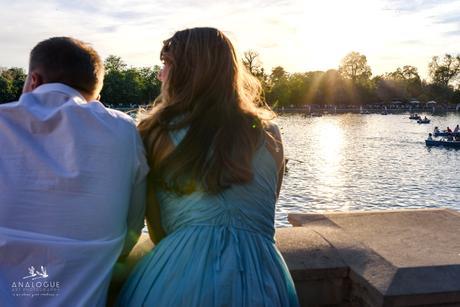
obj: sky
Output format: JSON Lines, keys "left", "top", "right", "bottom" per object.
{"left": 0, "top": 0, "right": 459, "bottom": 80}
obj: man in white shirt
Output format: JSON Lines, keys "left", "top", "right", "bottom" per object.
{"left": 0, "top": 37, "right": 148, "bottom": 307}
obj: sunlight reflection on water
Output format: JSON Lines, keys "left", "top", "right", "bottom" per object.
{"left": 275, "top": 113, "right": 460, "bottom": 227}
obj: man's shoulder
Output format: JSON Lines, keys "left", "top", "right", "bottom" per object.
{"left": 92, "top": 105, "right": 137, "bottom": 129}
{"left": 79, "top": 104, "right": 142, "bottom": 146}
{"left": 0, "top": 100, "right": 21, "bottom": 109}
{"left": 104, "top": 107, "right": 136, "bottom": 123}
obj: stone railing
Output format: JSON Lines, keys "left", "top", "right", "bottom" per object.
{"left": 111, "top": 208, "right": 460, "bottom": 306}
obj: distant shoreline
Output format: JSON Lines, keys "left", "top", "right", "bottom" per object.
{"left": 274, "top": 105, "right": 460, "bottom": 114}
{"left": 113, "top": 104, "right": 460, "bottom": 114}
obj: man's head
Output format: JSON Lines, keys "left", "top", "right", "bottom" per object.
{"left": 23, "top": 37, "right": 104, "bottom": 101}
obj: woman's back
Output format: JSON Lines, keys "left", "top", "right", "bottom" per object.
{"left": 157, "top": 127, "right": 279, "bottom": 240}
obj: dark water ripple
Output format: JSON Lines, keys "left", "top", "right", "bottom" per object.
{"left": 276, "top": 113, "right": 460, "bottom": 227}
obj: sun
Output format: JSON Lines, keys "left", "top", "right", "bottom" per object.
{"left": 289, "top": 0, "right": 390, "bottom": 71}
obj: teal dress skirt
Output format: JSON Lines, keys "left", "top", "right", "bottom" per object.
{"left": 117, "top": 128, "right": 299, "bottom": 306}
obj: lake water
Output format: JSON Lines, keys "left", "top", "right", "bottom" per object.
{"left": 275, "top": 112, "right": 460, "bottom": 227}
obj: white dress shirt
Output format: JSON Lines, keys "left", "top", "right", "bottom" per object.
{"left": 0, "top": 83, "right": 148, "bottom": 307}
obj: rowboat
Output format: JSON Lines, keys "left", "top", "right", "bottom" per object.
{"left": 417, "top": 118, "right": 430, "bottom": 124}
{"left": 425, "top": 139, "right": 460, "bottom": 149}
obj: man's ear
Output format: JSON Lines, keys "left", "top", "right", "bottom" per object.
{"left": 23, "top": 71, "right": 44, "bottom": 93}
{"left": 29, "top": 71, "right": 44, "bottom": 90}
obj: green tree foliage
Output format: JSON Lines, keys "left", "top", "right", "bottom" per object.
{"left": 338, "top": 52, "right": 372, "bottom": 83}
{"left": 321, "top": 70, "right": 348, "bottom": 105}
{"left": 2, "top": 52, "right": 459, "bottom": 107}
{"left": 376, "top": 65, "right": 422, "bottom": 102}
{"left": 0, "top": 75, "right": 12, "bottom": 103}
{"left": 100, "top": 55, "right": 161, "bottom": 106}
{"left": 452, "top": 87, "right": 460, "bottom": 104}
{"left": 265, "top": 65, "right": 376, "bottom": 107}
{"left": 426, "top": 54, "right": 460, "bottom": 103}
{"left": 263, "top": 51, "right": 456, "bottom": 107}
{"left": 428, "top": 54, "right": 460, "bottom": 87}
{"left": 104, "top": 55, "right": 128, "bottom": 73}
{"left": 375, "top": 77, "right": 405, "bottom": 102}
{"left": 0, "top": 67, "right": 26, "bottom": 103}
{"left": 266, "top": 66, "right": 290, "bottom": 107}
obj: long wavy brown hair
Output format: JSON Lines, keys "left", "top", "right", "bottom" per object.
{"left": 138, "top": 27, "right": 274, "bottom": 194}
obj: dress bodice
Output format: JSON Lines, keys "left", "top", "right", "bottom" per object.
{"left": 156, "top": 127, "right": 279, "bottom": 240}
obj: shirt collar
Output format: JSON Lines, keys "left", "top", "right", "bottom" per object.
{"left": 32, "top": 83, "right": 87, "bottom": 104}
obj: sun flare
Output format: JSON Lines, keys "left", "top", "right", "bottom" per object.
{"left": 291, "top": 1, "right": 390, "bottom": 71}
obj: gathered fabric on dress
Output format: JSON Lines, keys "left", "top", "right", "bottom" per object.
{"left": 117, "top": 126, "right": 299, "bottom": 307}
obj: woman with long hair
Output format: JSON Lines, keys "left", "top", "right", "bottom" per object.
{"left": 117, "top": 27, "right": 299, "bottom": 306}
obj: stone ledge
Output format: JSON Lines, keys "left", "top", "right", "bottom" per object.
{"left": 275, "top": 227, "right": 349, "bottom": 281}
{"left": 287, "top": 208, "right": 460, "bottom": 306}
{"left": 275, "top": 227, "right": 350, "bottom": 305}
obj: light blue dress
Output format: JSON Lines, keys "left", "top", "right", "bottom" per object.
{"left": 117, "top": 127, "right": 299, "bottom": 307}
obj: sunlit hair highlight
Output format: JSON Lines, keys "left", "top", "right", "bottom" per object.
{"left": 138, "top": 27, "right": 275, "bottom": 194}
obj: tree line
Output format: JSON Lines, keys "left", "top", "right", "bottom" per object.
{"left": 100, "top": 55, "right": 161, "bottom": 106}
{"left": 243, "top": 50, "right": 460, "bottom": 108}
{"left": 1, "top": 51, "right": 459, "bottom": 107}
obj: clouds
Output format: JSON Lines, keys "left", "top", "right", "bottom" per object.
{"left": 325, "top": 0, "right": 460, "bottom": 78}
{"left": 0, "top": 0, "right": 459, "bottom": 79}
{"left": 384, "top": 0, "right": 450, "bottom": 12}
{"left": 431, "top": 8, "right": 460, "bottom": 38}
